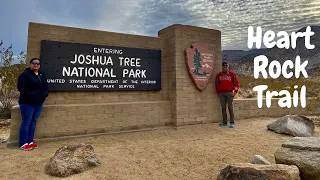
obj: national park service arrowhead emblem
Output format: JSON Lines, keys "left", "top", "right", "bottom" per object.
{"left": 185, "top": 43, "right": 215, "bottom": 91}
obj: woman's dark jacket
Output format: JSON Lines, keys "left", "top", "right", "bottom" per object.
{"left": 17, "top": 68, "right": 49, "bottom": 105}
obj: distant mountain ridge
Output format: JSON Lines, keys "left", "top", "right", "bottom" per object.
{"left": 222, "top": 25, "right": 320, "bottom": 77}
{"left": 222, "top": 49, "right": 269, "bottom": 62}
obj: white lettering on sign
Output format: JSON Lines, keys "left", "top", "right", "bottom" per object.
{"left": 119, "top": 85, "right": 135, "bottom": 88}
{"left": 62, "top": 67, "right": 116, "bottom": 78}
{"left": 122, "top": 69, "right": 146, "bottom": 78}
{"left": 63, "top": 55, "right": 151, "bottom": 80}
{"left": 91, "top": 80, "right": 118, "bottom": 84}
{"left": 47, "top": 79, "right": 65, "bottom": 83}
{"left": 93, "top": 48, "right": 123, "bottom": 54}
{"left": 69, "top": 79, "right": 86, "bottom": 83}
{"left": 141, "top": 80, "right": 156, "bottom": 84}
{"left": 103, "top": 85, "right": 114, "bottom": 88}
{"left": 119, "top": 57, "right": 141, "bottom": 67}
{"left": 76, "top": 84, "right": 99, "bottom": 88}
{"left": 70, "top": 54, "right": 113, "bottom": 65}
{"left": 201, "top": 53, "right": 214, "bottom": 63}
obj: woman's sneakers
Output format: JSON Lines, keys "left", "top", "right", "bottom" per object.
{"left": 20, "top": 143, "right": 32, "bottom": 151}
{"left": 20, "top": 142, "right": 38, "bottom": 151}
{"left": 29, "top": 142, "right": 38, "bottom": 149}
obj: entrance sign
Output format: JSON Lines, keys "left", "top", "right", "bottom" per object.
{"left": 185, "top": 43, "right": 215, "bottom": 90}
{"left": 40, "top": 40, "right": 161, "bottom": 91}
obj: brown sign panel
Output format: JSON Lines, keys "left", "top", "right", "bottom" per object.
{"left": 185, "top": 43, "right": 215, "bottom": 90}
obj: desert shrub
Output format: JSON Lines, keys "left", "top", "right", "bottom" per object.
{"left": 0, "top": 89, "right": 19, "bottom": 119}
{"left": 0, "top": 64, "right": 25, "bottom": 118}
{"left": 239, "top": 76, "right": 320, "bottom": 98}
{"left": 0, "top": 40, "right": 26, "bottom": 118}
{"left": 238, "top": 75, "right": 320, "bottom": 112}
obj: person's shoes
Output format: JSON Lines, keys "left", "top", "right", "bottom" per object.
{"left": 20, "top": 143, "right": 32, "bottom": 151}
{"left": 230, "top": 123, "right": 235, "bottom": 128}
{"left": 219, "top": 122, "right": 227, "bottom": 127}
{"left": 29, "top": 142, "right": 38, "bottom": 149}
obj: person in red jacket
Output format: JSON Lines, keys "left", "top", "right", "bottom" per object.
{"left": 215, "top": 62, "right": 240, "bottom": 128}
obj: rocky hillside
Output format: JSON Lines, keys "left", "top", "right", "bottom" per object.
{"left": 223, "top": 26, "right": 320, "bottom": 78}
{"left": 222, "top": 49, "right": 269, "bottom": 62}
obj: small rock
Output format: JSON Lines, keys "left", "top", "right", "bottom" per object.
{"left": 267, "top": 115, "right": 315, "bottom": 137}
{"left": 217, "top": 163, "right": 300, "bottom": 180}
{"left": 0, "top": 137, "right": 8, "bottom": 143}
{"left": 252, "top": 155, "right": 271, "bottom": 165}
{"left": 45, "top": 143, "right": 101, "bottom": 177}
{"left": 275, "top": 137, "right": 320, "bottom": 180}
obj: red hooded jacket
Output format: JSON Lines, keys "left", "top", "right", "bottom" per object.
{"left": 215, "top": 70, "right": 240, "bottom": 94}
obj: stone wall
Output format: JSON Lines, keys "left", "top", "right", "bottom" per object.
{"left": 158, "top": 25, "right": 222, "bottom": 126}
{"left": 9, "top": 23, "right": 222, "bottom": 144}
{"left": 234, "top": 98, "right": 320, "bottom": 120}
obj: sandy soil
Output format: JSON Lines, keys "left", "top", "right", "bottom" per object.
{"left": 0, "top": 119, "right": 10, "bottom": 143}
{"left": 0, "top": 117, "right": 319, "bottom": 180}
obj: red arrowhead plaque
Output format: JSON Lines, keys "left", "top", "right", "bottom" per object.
{"left": 185, "top": 43, "right": 215, "bottom": 91}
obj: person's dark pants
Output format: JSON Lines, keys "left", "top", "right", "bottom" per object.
{"left": 19, "top": 103, "right": 43, "bottom": 147}
{"left": 219, "top": 91, "right": 234, "bottom": 124}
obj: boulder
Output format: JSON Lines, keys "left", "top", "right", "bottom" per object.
{"left": 217, "top": 163, "right": 300, "bottom": 180}
{"left": 275, "top": 137, "right": 320, "bottom": 180}
{"left": 267, "top": 115, "right": 315, "bottom": 137}
{"left": 45, "top": 143, "right": 101, "bottom": 177}
{"left": 252, "top": 155, "right": 271, "bottom": 165}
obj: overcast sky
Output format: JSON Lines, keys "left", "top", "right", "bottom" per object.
{"left": 0, "top": 0, "right": 319, "bottom": 58}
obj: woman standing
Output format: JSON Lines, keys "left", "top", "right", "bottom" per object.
{"left": 17, "top": 58, "right": 48, "bottom": 150}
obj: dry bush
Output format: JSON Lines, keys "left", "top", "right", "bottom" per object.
{"left": 239, "top": 76, "right": 320, "bottom": 98}
{"left": 238, "top": 75, "right": 320, "bottom": 112}
{"left": 0, "top": 89, "right": 19, "bottom": 119}
{"left": 0, "top": 90, "right": 19, "bottom": 109}
{"left": 0, "top": 64, "right": 25, "bottom": 119}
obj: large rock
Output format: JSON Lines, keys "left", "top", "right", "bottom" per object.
{"left": 275, "top": 137, "right": 320, "bottom": 180}
{"left": 45, "top": 143, "right": 101, "bottom": 177}
{"left": 217, "top": 163, "right": 300, "bottom": 180}
{"left": 267, "top": 115, "right": 315, "bottom": 137}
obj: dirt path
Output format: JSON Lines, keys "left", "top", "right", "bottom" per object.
{"left": 0, "top": 117, "right": 319, "bottom": 180}
{"left": 0, "top": 119, "right": 10, "bottom": 143}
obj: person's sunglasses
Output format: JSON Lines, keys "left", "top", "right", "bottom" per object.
{"left": 31, "top": 62, "right": 40, "bottom": 65}
{"left": 223, "top": 65, "right": 228, "bottom": 67}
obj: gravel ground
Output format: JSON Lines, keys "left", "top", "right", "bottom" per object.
{"left": 0, "top": 117, "right": 319, "bottom": 180}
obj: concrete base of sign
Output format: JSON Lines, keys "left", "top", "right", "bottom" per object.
{"left": 8, "top": 100, "right": 173, "bottom": 146}
{"left": 7, "top": 115, "right": 173, "bottom": 147}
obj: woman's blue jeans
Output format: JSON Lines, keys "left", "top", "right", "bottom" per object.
{"left": 19, "top": 103, "right": 43, "bottom": 147}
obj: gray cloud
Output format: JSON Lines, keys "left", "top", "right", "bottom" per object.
{"left": 95, "top": 0, "right": 150, "bottom": 35}
{"left": 1, "top": 0, "right": 319, "bottom": 57}
{"left": 127, "top": 0, "right": 320, "bottom": 50}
